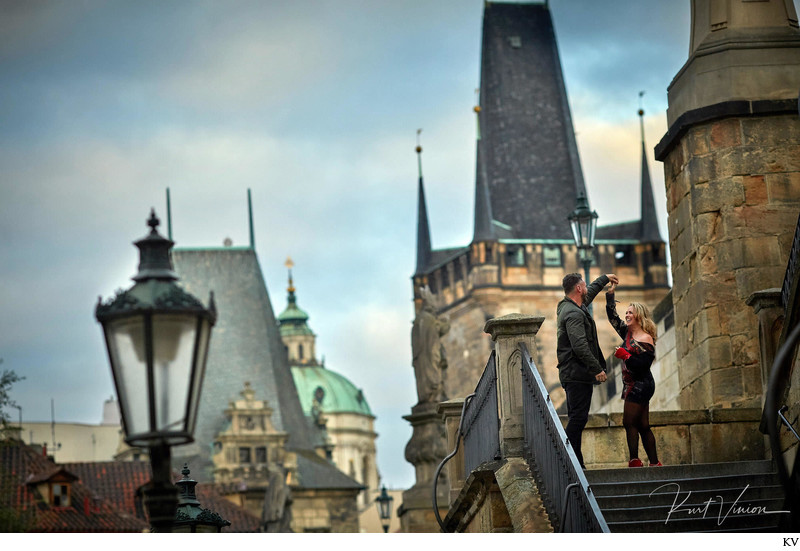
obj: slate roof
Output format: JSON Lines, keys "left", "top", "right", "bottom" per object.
{"left": 476, "top": 2, "right": 587, "bottom": 240}
{"left": 595, "top": 221, "right": 641, "bottom": 241}
{"left": 292, "top": 449, "right": 364, "bottom": 491}
{"left": 0, "top": 440, "right": 148, "bottom": 532}
{"left": 171, "top": 247, "right": 358, "bottom": 493}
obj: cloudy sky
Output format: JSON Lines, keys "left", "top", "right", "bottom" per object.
{"left": 1, "top": 0, "right": 691, "bottom": 490}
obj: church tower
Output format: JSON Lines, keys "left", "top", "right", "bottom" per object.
{"left": 410, "top": 2, "right": 670, "bottom": 407}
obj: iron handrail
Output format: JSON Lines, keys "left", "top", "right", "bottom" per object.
{"left": 432, "top": 393, "right": 476, "bottom": 533}
{"left": 519, "top": 342, "right": 609, "bottom": 533}
{"left": 779, "top": 406, "right": 800, "bottom": 444}
{"left": 765, "top": 322, "right": 800, "bottom": 493}
{"left": 461, "top": 351, "right": 500, "bottom": 474}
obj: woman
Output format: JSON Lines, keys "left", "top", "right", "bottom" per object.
{"left": 605, "top": 280, "right": 662, "bottom": 467}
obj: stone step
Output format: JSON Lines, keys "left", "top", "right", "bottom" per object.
{"left": 595, "top": 484, "right": 784, "bottom": 510}
{"left": 588, "top": 472, "right": 780, "bottom": 497}
{"left": 606, "top": 511, "right": 785, "bottom": 533}
{"left": 600, "top": 496, "right": 787, "bottom": 523}
{"left": 585, "top": 460, "right": 774, "bottom": 484}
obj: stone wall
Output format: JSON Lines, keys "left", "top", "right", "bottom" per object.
{"left": 661, "top": 113, "right": 800, "bottom": 410}
{"left": 574, "top": 408, "right": 765, "bottom": 468}
{"left": 290, "top": 489, "right": 360, "bottom": 533}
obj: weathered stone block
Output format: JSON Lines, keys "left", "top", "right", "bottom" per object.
{"left": 679, "top": 373, "right": 711, "bottom": 410}
{"left": 731, "top": 333, "right": 759, "bottom": 367}
{"left": 653, "top": 424, "right": 691, "bottom": 465}
{"left": 706, "top": 335, "right": 733, "bottom": 369}
{"left": 691, "top": 179, "right": 745, "bottom": 214}
{"left": 672, "top": 260, "right": 691, "bottom": 299}
{"left": 742, "top": 174, "right": 768, "bottom": 206}
{"left": 741, "top": 115, "right": 800, "bottom": 147}
{"left": 710, "top": 367, "right": 744, "bottom": 405}
{"left": 735, "top": 266, "right": 784, "bottom": 300}
{"left": 665, "top": 141, "right": 686, "bottom": 182}
{"left": 718, "top": 300, "right": 757, "bottom": 336}
{"left": 767, "top": 172, "right": 800, "bottom": 205}
{"left": 687, "top": 126, "right": 710, "bottom": 156}
{"left": 689, "top": 421, "right": 764, "bottom": 463}
{"left": 694, "top": 211, "right": 722, "bottom": 245}
{"left": 710, "top": 119, "right": 742, "bottom": 150}
{"left": 690, "top": 306, "right": 722, "bottom": 343}
{"left": 672, "top": 227, "right": 694, "bottom": 265}
{"left": 741, "top": 364, "right": 764, "bottom": 398}
{"left": 686, "top": 155, "right": 716, "bottom": 186}
{"left": 669, "top": 195, "right": 692, "bottom": 241}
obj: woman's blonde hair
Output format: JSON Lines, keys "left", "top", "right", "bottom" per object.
{"left": 629, "top": 302, "right": 658, "bottom": 344}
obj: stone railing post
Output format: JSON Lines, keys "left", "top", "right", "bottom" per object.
{"left": 746, "top": 288, "right": 784, "bottom": 407}
{"left": 483, "top": 314, "right": 544, "bottom": 459}
{"left": 438, "top": 398, "right": 466, "bottom": 505}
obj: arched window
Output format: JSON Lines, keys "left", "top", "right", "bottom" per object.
{"left": 298, "top": 344, "right": 304, "bottom": 360}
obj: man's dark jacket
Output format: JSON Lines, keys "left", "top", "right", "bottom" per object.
{"left": 556, "top": 275, "right": 609, "bottom": 385}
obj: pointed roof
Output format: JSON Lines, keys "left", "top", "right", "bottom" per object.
{"left": 638, "top": 108, "right": 662, "bottom": 242}
{"left": 473, "top": 106, "right": 497, "bottom": 242}
{"left": 476, "top": 2, "right": 587, "bottom": 239}
{"left": 171, "top": 248, "right": 328, "bottom": 480}
{"left": 415, "top": 143, "right": 433, "bottom": 275}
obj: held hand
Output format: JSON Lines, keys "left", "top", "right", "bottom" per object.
{"left": 614, "top": 347, "right": 631, "bottom": 361}
{"left": 606, "top": 274, "right": 619, "bottom": 286}
{"left": 595, "top": 371, "right": 607, "bottom": 383}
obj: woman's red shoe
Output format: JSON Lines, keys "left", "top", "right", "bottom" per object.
{"left": 628, "top": 458, "right": 643, "bottom": 467}
{"left": 649, "top": 461, "right": 663, "bottom": 467}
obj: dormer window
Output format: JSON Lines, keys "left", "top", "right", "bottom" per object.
{"left": 51, "top": 483, "right": 71, "bottom": 507}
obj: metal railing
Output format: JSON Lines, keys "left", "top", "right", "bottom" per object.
{"left": 462, "top": 351, "right": 500, "bottom": 474}
{"left": 519, "top": 343, "right": 609, "bottom": 533}
{"left": 780, "top": 213, "right": 800, "bottom": 310}
{"left": 765, "top": 321, "right": 800, "bottom": 529}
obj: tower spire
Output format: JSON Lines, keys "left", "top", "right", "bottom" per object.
{"left": 473, "top": 95, "right": 496, "bottom": 243}
{"left": 415, "top": 130, "right": 432, "bottom": 276}
{"left": 638, "top": 93, "right": 662, "bottom": 243}
{"left": 285, "top": 256, "right": 296, "bottom": 304}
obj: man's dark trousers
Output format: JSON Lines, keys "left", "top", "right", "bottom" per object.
{"left": 563, "top": 381, "right": 593, "bottom": 468}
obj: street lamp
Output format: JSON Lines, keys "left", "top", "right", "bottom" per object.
{"left": 95, "top": 209, "right": 216, "bottom": 532}
{"left": 568, "top": 192, "right": 599, "bottom": 314}
{"left": 173, "top": 464, "right": 230, "bottom": 532}
{"left": 375, "top": 485, "right": 394, "bottom": 533}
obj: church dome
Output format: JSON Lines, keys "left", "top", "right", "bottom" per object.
{"left": 291, "top": 365, "right": 373, "bottom": 417}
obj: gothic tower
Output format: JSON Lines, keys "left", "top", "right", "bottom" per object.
{"left": 654, "top": 0, "right": 800, "bottom": 410}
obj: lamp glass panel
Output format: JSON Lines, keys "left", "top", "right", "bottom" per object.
{"left": 569, "top": 219, "right": 581, "bottom": 247}
{"left": 587, "top": 215, "right": 597, "bottom": 248}
{"left": 579, "top": 219, "right": 591, "bottom": 248}
{"left": 105, "top": 316, "right": 150, "bottom": 437}
{"left": 152, "top": 314, "right": 197, "bottom": 434}
{"left": 186, "top": 318, "right": 211, "bottom": 436}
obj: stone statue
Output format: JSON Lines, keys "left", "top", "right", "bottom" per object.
{"left": 411, "top": 286, "right": 450, "bottom": 404}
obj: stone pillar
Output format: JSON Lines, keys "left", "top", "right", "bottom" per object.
{"left": 438, "top": 398, "right": 466, "bottom": 506}
{"left": 483, "top": 314, "right": 544, "bottom": 458}
{"left": 746, "top": 289, "right": 785, "bottom": 406}
{"left": 655, "top": 0, "right": 800, "bottom": 410}
{"left": 399, "top": 402, "right": 449, "bottom": 532}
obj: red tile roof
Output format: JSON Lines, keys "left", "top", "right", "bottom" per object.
{"left": 0, "top": 439, "right": 148, "bottom": 532}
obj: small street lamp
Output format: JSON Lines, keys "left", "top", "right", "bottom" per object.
{"left": 96, "top": 209, "right": 216, "bottom": 532}
{"left": 173, "top": 464, "right": 230, "bottom": 532}
{"left": 375, "top": 485, "right": 394, "bottom": 533}
{"left": 568, "top": 192, "right": 599, "bottom": 314}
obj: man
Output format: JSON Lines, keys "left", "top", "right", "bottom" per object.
{"left": 556, "top": 272, "right": 618, "bottom": 468}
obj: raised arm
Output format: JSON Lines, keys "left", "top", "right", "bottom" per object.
{"left": 606, "top": 291, "right": 627, "bottom": 340}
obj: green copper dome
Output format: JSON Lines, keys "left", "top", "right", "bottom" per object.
{"left": 291, "top": 365, "right": 373, "bottom": 417}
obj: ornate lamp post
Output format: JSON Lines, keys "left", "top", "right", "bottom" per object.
{"left": 173, "top": 464, "right": 230, "bottom": 532}
{"left": 375, "top": 485, "right": 394, "bottom": 533}
{"left": 95, "top": 209, "right": 216, "bottom": 532}
{"left": 568, "top": 192, "right": 599, "bottom": 313}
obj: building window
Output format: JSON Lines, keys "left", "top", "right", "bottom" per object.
{"left": 256, "top": 447, "right": 267, "bottom": 464}
{"left": 298, "top": 344, "right": 304, "bottom": 360}
{"left": 51, "top": 483, "right": 70, "bottom": 507}
{"left": 615, "top": 245, "right": 635, "bottom": 266}
{"left": 239, "top": 447, "right": 252, "bottom": 464}
{"left": 505, "top": 245, "right": 525, "bottom": 266}
{"left": 543, "top": 246, "right": 562, "bottom": 267}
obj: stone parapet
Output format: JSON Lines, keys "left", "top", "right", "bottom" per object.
{"left": 569, "top": 408, "right": 765, "bottom": 468}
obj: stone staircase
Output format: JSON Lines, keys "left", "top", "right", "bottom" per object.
{"left": 584, "top": 460, "right": 789, "bottom": 532}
